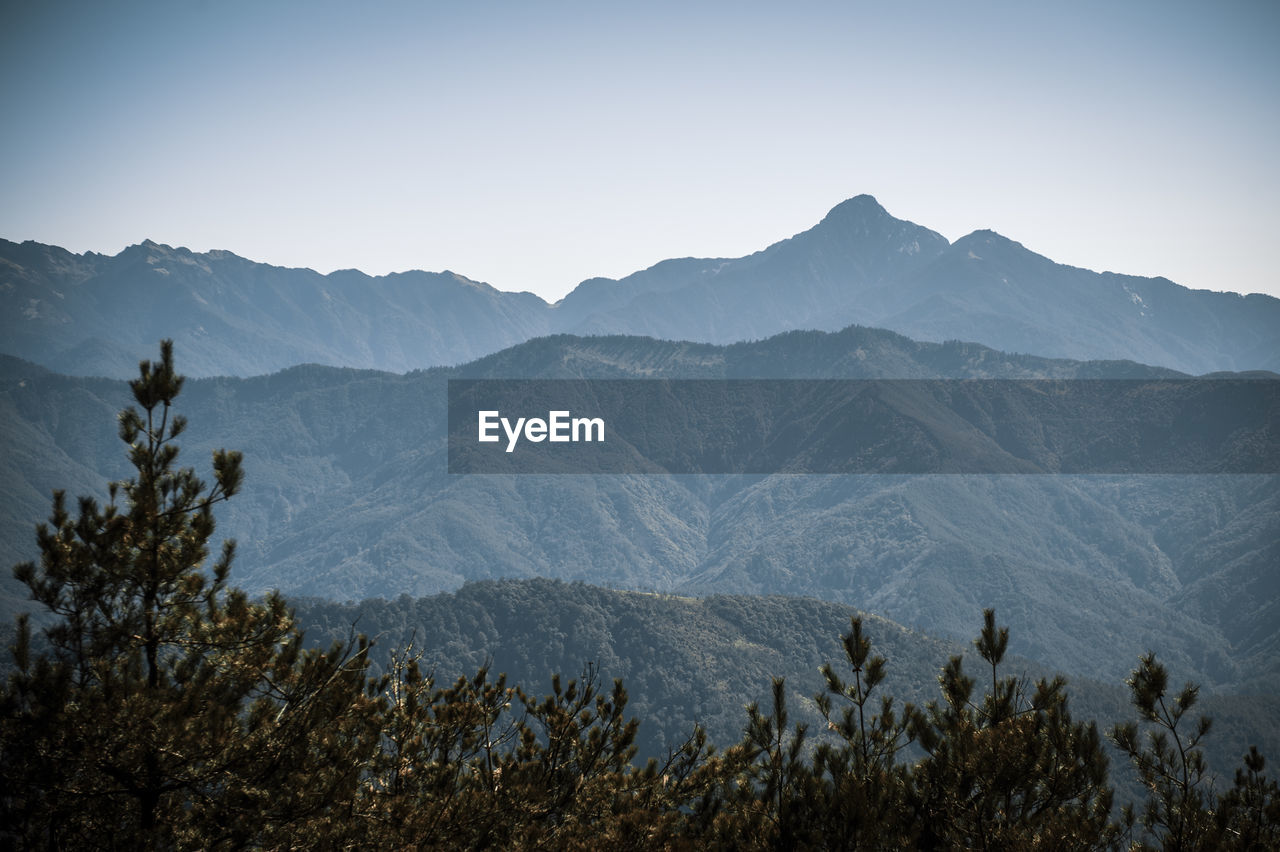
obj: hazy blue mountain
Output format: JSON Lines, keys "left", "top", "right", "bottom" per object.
{"left": 4, "top": 329, "right": 1276, "bottom": 697}
{"left": 554, "top": 195, "right": 952, "bottom": 339}
{"left": 4, "top": 196, "right": 1277, "bottom": 377}
{"left": 878, "top": 230, "right": 1280, "bottom": 373}
{"left": 554, "top": 201, "right": 1279, "bottom": 375}
{"left": 0, "top": 238, "right": 553, "bottom": 378}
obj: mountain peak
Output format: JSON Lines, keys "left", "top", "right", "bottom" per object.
{"left": 126, "top": 239, "right": 175, "bottom": 257}
{"left": 809, "top": 196, "right": 948, "bottom": 250}
{"left": 821, "top": 194, "right": 889, "bottom": 222}
{"left": 788, "top": 196, "right": 951, "bottom": 268}
{"left": 953, "top": 229, "right": 1027, "bottom": 253}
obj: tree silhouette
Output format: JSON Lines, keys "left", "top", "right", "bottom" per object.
{"left": 1, "top": 341, "right": 378, "bottom": 847}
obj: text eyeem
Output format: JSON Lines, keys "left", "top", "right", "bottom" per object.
{"left": 477, "top": 410, "right": 606, "bottom": 453}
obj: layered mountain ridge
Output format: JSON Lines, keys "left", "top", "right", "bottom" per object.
{"left": 3, "top": 329, "right": 1276, "bottom": 697}
{"left": 5, "top": 195, "right": 1277, "bottom": 378}
{"left": 5, "top": 197, "right": 1277, "bottom": 776}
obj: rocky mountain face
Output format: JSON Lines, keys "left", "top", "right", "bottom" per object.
{"left": 5, "top": 196, "right": 1277, "bottom": 377}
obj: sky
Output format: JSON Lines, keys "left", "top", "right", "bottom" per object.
{"left": 2, "top": 0, "right": 1278, "bottom": 302}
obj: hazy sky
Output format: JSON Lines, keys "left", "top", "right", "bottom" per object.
{"left": 3, "top": 0, "right": 1277, "bottom": 301}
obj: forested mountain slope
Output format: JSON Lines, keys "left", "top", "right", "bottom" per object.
{"left": 290, "top": 578, "right": 1280, "bottom": 779}
{"left": 4, "top": 328, "right": 1275, "bottom": 695}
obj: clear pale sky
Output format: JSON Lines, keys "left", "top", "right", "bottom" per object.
{"left": 2, "top": 1, "right": 1277, "bottom": 302}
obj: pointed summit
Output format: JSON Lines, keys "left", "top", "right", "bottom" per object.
{"left": 786, "top": 195, "right": 950, "bottom": 265}
{"left": 816, "top": 194, "right": 892, "bottom": 231}
{"left": 801, "top": 196, "right": 949, "bottom": 257}
{"left": 829, "top": 193, "right": 887, "bottom": 213}
{"left": 946, "top": 230, "right": 1056, "bottom": 272}
{"left": 952, "top": 229, "right": 1026, "bottom": 251}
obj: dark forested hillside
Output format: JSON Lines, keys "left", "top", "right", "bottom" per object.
{"left": 289, "top": 578, "right": 1280, "bottom": 781}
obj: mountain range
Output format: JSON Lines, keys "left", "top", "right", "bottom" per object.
{"left": 4, "top": 329, "right": 1276, "bottom": 700}
{"left": 4, "top": 195, "right": 1278, "bottom": 378}
{"left": 4, "top": 195, "right": 1277, "bottom": 795}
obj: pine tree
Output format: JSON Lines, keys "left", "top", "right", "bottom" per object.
{"left": 352, "top": 652, "right": 727, "bottom": 849}
{"left": 1215, "top": 746, "right": 1280, "bottom": 849}
{"left": 735, "top": 676, "right": 818, "bottom": 848}
{"left": 810, "top": 616, "right": 926, "bottom": 847}
{"left": 353, "top": 649, "right": 522, "bottom": 846}
{"left": 0, "top": 341, "right": 378, "bottom": 848}
{"left": 910, "top": 609, "right": 1117, "bottom": 850}
{"left": 1108, "top": 653, "right": 1280, "bottom": 851}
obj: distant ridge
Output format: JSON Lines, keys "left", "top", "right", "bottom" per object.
{"left": 4, "top": 196, "right": 1277, "bottom": 376}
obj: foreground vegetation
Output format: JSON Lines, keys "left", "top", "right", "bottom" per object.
{"left": 2, "top": 343, "right": 1276, "bottom": 849}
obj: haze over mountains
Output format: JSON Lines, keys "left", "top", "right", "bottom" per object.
{"left": 4, "top": 196, "right": 1278, "bottom": 378}
{"left": 4, "top": 195, "right": 1278, "bottom": 791}
{"left": 4, "top": 330, "right": 1276, "bottom": 700}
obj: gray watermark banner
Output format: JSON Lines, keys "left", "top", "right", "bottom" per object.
{"left": 447, "top": 379, "right": 1279, "bottom": 474}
